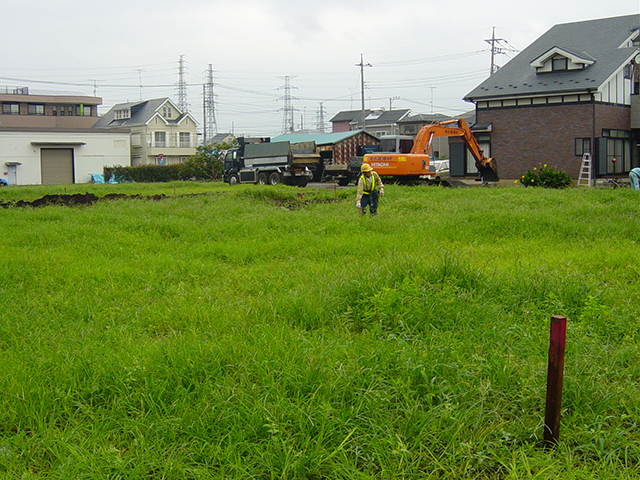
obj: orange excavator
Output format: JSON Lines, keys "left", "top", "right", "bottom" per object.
{"left": 363, "top": 118, "right": 499, "bottom": 183}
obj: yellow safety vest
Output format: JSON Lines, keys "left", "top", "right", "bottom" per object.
{"left": 362, "top": 174, "right": 375, "bottom": 194}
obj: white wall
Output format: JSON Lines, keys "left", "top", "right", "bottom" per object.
{"left": 0, "top": 130, "right": 131, "bottom": 185}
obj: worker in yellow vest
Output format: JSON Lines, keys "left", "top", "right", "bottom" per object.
{"left": 356, "top": 163, "right": 384, "bottom": 215}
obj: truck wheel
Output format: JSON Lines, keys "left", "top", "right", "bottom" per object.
{"left": 257, "top": 173, "right": 268, "bottom": 185}
{"left": 337, "top": 178, "right": 350, "bottom": 187}
{"left": 268, "top": 172, "right": 281, "bottom": 185}
{"left": 297, "top": 179, "right": 309, "bottom": 188}
{"left": 228, "top": 174, "right": 239, "bottom": 185}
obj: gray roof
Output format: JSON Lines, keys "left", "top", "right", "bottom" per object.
{"left": 465, "top": 14, "right": 640, "bottom": 101}
{"left": 93, "top": 98, "right": 191, "bottom": 128}
{"left": 272, "top": 130, "right": 378, "bottom": 146}
{"left": 209, "top": 133, "right": 235, "bottom": 144}
{"left": 399, "top": 113, "right": 452, "bottom": 124}
{"left": 330, "top": 109, "right": 411, "bottom": 126}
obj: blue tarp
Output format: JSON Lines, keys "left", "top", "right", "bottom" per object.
{"left": 90, "top": 174, "right": 118, "bottom": 184}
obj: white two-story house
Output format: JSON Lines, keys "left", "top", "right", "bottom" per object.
{"left": 93, "top": 98, "right": 198, "bottom": 166}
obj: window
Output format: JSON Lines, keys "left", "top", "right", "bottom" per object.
{"left": 606, "top": 138, "right": 631, "bottom": 174}
{"left": 179, "top": 132, "right": 191, "bottom": 148}
{"left": 114, "top": 109, "right": 130, "bottom": 120}
{"left": 466, "top": 134, "right": 491, "bottom": 174}
{"left": 552, "top": 57, "right": 567, "bottom": 71}
{"left": 575, "top": 138, "right": 591, "bottom": 156}
{"left": 154, "top": 131, "right": 167, "bottom": 148}
{"left": 2, "top": 103, "right": 19, "bottom": 115}
{"left": 28, "top": 104, "right": 44, "bottom": 115}
{"left": 52, "top": 106, "right": 58, "bottom": 116}
{"left": 162, "top": 106, "right": 172, "bottom": 118}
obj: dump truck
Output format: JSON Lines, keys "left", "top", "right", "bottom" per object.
{"left": 363, "top": 119, "right": 499, "bottom": 184}
{"left": 222, "top": 138, "right": 316, "bottom": 187}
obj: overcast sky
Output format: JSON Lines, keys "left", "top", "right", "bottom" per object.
{"left": 2, "top": 1, "right": 638, "bottom": 137}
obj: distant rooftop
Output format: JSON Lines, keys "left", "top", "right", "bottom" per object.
{"left": 0, "top": 86, "right": 93, "bottom": 97}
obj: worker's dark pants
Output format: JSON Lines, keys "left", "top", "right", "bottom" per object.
{"left": 361, "top": 192, "right": 378, "bottom": 215}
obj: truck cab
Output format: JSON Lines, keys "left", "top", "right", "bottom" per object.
{"left": 222, "top": 139, "right": 314, "bottom": 186}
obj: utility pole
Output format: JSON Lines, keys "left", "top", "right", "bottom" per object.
{"left": 176, "top": 54, "right": 189, "bottom": 112}
{"left": 389, "top": 96, "right": 400, "bottom": 110}
{"left": 356, "top": 54, "right": 372, "bottom": 130}
{"left": 485, "top": 27, "right": 506, "bottom": 75}
{"left": 278, "top": 75, "right": 298, "bottom": 134}
{"left": 203, "top": 64, "right": 217, "bottom": 144}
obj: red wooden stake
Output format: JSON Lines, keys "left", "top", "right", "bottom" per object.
{"left": 543, "top": 315, "right": 567, "bottom": 447}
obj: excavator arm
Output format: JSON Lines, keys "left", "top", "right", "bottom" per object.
{"left": 411, "top": 119, "right": 499, "bottom": 183}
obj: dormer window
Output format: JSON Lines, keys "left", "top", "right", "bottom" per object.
{"left": 530, "top": 47, "right": 595, "bottom": 73}
{"left": 552, "top": 57, "right": 568, "bottom": 71}
{"left": 114, "top": 109, "right": 131, "bottom": 120}
{"left": 162, "top": 105, "right": 172, "bottom": 118}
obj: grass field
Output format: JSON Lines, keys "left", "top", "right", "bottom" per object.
{"left": 1, "top": 181, "right": 639, "bottom": 479}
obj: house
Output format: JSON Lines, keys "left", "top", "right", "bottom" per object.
{"left": 0, "top": 87, "right": 101, "bottom": 129}
{"left": 93, "top": 98, "right": 198, "bottom": 166}
{"left": 0, "top": 127, "right": 130, "bottom": 185}
{"left": 330, "top": 109, "right": 411, "bottom": 136}
{"left": 0, "top": 87, "right": 131, "bottom": 185}
{"left": 208, "top": 133, "right": 235, "bottom": 145}
{"left": 463, "top": 14, "right": 640, "bottom": 181}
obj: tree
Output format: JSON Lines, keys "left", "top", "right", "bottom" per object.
{"left": 180, "top": 141, "right": 235, "bottom": 181}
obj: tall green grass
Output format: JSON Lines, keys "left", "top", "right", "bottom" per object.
{"left": 1, "top": 182, "right": 639, "bottom": 478}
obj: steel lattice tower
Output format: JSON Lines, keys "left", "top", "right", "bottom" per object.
{"left": 203, "top": 64, "right": 217, "bottom": 144}
{"left": 278, "top": 75, "right": 298, "bottom": 134}
{"left": 316, "top": 102, "right": 327, "bottom": 133}
{"left": 176, "top": 55, "right": 189, "bottom": 112}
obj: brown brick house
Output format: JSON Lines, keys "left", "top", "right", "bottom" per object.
{"left": 462, "top": 14, "right": 640, "bottom": 181}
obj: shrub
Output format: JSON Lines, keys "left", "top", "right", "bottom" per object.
{"left": 104, "top": 141, "right": 234, "bottom": 183}
{"left": 104, "top": 164, "right": 182, "bottom": 183}
{"left": 179, "top": 143, "right": 226, "bottom": 181}
{"left": 519, "top": 164, "right": 572, "bottom": 189}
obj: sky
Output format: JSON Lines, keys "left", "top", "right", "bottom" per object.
{"left": 2, "top": 1, "right": 639, "bottom": 137}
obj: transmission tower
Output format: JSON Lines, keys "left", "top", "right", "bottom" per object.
{"left": 316, "top": 102, "right": 327, "bottom": 133}
{"left": 278, "top": 75, "right": 298, "bottom": 134}
{"left": 176, "top": 54, "right": 189, "bottom": 112}
{"left": 203, "top": 64, "right": 217, "bottom": 144}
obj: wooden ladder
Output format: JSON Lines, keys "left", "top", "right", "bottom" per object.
{"left": 577, "top": 153, "right": 593, "bottom": 187}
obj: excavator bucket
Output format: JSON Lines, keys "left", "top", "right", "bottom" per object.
{"left": 476, "top": 158, "right": 499, "bottom": 183}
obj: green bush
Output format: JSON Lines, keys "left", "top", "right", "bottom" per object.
{"left": 519, "top": 164, "right": 572, "bottom": 188}
{"left": 104, "top": 141, "right": 233, "bottom": 183}
{"left": 104, "top": 164, "right": 182, "bottom": 183}
{"left": 179, "top": 143, "right": 225, "bottom": 181}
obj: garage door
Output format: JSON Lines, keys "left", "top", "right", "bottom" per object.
{"left": 41, "top": 148, "right": 74, "bottom": 185}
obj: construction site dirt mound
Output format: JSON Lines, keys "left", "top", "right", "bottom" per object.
{"left": 1, "top": 193, "right": 168, "bottom": 209}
